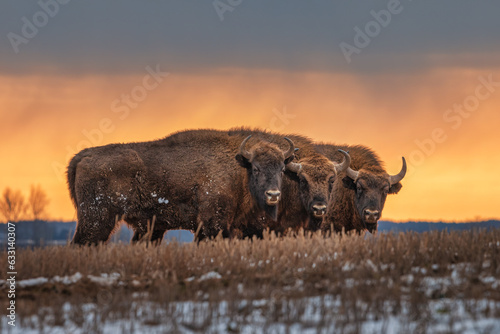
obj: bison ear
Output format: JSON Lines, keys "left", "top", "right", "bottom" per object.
{"left": 235, "top": 154, "right": 251, "bottom": 168}
{"left": 389, "top": 182, "right": 402, "bottom": 194}
{"left": 342, "top": 176, "right": 356, "bottom": 191}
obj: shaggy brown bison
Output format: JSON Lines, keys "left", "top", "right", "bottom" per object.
{"left": 227, "top": 129, "right": 350, "bottom": 237}
{"left": 280, "top": 149, "right": 350, "bottom": 233}
{"left": 67, "top": 129, "right": 296, "bottom": 245}
{"left": 315, "top": 144, "right": 406, "bottom": 233}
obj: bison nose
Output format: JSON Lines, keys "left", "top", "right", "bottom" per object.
{"left": 312, "top": 204, "right": 327, "bottom": 217}
{"left": 265, "top": 190, "right": 281, "bottom": 205}
{"left": 363, "top": 209, "right": 380, "bottom": 223}
{"left": 266, "top": 190, "right": 281, "bottom": 197}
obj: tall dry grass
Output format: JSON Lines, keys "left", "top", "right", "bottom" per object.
{"left": 1, "top": 229, "right": 500, "bottom": 332}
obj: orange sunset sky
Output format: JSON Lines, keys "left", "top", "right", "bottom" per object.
{"left": 1, "top": 1, "right": 499, "bottom": 222}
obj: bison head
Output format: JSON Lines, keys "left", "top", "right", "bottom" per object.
{"left": 235, "top": 135, "right": 295, "bottom": 220}
{"left": 343, "top": 157, "right": 407, "bottom": 233}
{"left": 286, "top": 149, "right": 350, "bottom": 230}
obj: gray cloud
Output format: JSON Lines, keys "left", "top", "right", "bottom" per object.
{"left": 1, "top": 0, "right": 499, "bottom": 75}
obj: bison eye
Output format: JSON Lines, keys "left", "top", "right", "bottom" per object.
{"left": 329, "top": 176, "right": 335, "bottom": 184}
{"left": 383, "top": 187, "right": 389, "bottom": 194}
{"left": 356, "top": 184, "right": 364, "bottom": 193}
{"left": 252, "top": 166, "right": 260, "bottom": 173}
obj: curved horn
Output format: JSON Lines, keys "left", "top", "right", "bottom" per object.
{"left": 286, "top": 162, "right": 302, "bottom": 174}
{"left": 389, "top": 157, "right": 407, "bottom": 185}
{"left": 283, "top": 137, "right": 295, "bottom": 159}
{"left": 334, "top": 149, "right": 351, "bottom": 174}
{"left": 238, "top": 135, "right": 252, "bottom": 160}
{"left": 345, "top": 167, "right": 359, "bottom": 181}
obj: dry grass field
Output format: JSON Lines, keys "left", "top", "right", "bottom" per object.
{"left": 1, "top": 229, "right": 500, "bottom": 333}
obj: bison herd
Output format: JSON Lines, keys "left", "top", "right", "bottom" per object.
{"left": 67, "top": 128, "right": 406, "bottom": 245}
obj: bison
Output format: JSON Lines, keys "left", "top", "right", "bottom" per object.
{"left": 315, "top": 144, "right": 406, "bottom": 234}
{"left": 67, "top": 129, "right": 296, "bottom": 245}
{"left": 227, "top": 128, "right": 351, "bottom": 237}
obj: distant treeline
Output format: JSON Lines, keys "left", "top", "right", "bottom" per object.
{"left": 1, "top": 220, "right": 499, "bottom": 247}
{"left": 378, "top": 220, "right": 500, "bottom": 233}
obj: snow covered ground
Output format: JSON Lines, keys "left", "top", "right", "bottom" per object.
{"left": 2, "top": 296, "right": 500, "bottom": 334}
{"left": 2, "top": 237, "right": 499, "bottom": 334}
{"left": 2, "top": 266, "right": 500, "bottom": 334}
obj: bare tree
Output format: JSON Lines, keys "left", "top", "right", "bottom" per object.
{"left": 0, "top": 187, "right": 27, "bottom": 223}
{"left": 28, "top": 184, "right": 50, "bottom": 221}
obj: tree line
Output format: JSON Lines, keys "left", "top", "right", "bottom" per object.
{"left": 0, "top": 185, "right": 50, "bottom": 223}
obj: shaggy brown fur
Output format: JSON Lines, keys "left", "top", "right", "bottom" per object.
{"left": 67, "top": 129, "right": 295, "bottom": 245}
{"left": 315, "top": 144, "right": 404, "bottom": 234}
{"left": 227, "top": 128, "right": 348, "bottom": 237}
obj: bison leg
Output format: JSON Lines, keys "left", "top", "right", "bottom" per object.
{"left": 195, "top": 193, "right": 235, "bottom": 241}
{"left": 236, "top": 224, "right": 264, "bottom": 240}
{"left": 131, "top": 230, "right": 144, "bottom": 243}
{"left": 71, "top": 207, "right": 119, "bottom": 246}
{"left": 131, "top": 224, "right": 167, "bottom": 245}
{"left": 194, "top": 213, "right": 231, "bottom": 242}
{"left": 131, "top": 230, "right": 166, "bottom": 244}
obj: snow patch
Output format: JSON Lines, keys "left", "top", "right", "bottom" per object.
{"left": 185, "top": 271, "right": 222, "bottom": 282}
{"left": 199, "top": 271, "right": 222, "bottom": 281}
{"left": 342, "top": 262, "right": 354, "bottom": 272}
{"left": 13, "top": 272, "right": 121, "bottom": 289}
{"left": 52, "top": 272, "right": 83, "bottom": 285}
{"left": 18, "top": 277, "right": 49, "bottom": 288}
{"left": 88, "top": 272, "right": 121, "bottom": 286}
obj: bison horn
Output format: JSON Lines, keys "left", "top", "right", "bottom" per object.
{"left": 389, "top": 157, "right": 407, "bottom": 186}
{"left": 239, "top": 135, "right": 252, "bottom": 160}
{"left": 286, "top": 162, "right": 302, "bottom": 174}
{"left": 334, "top": 149, "right": 351, "bottom": 174}
{"left": 283, "top": 137, "right": 295, "bottom": 159}
{"left": 346, "top": 167, "right": 359, "bottom": 181}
